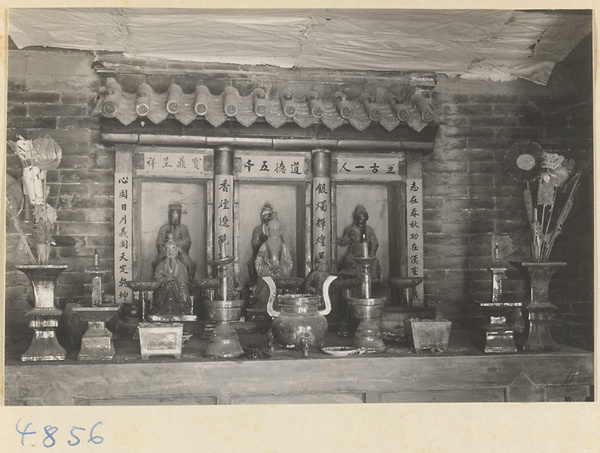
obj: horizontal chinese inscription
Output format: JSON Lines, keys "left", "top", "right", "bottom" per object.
{"left": 235, "top": 153, "right": 307, "bottom": 180}
{"left": 334, "top": 156, "right": 402, "bottom": 181}
{"left": 137, "top": 152, "right": 205, "bottom": 177}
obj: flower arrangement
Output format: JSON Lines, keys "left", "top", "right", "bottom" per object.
{"left": 504, "top": 141, "right": 586, "bottom": 263}
{"left": 6, "top": 135, "right": 62, "bottom": 264}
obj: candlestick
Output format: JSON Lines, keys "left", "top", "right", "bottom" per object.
{"left": 361, "top": 241, "right": 369, "bottom": 258}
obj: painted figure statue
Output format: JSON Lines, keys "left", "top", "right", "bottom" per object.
{"left": 252, "top": 214, "right": 294, "bottom": 308}
{"left": 153, "top": 203, "right": 196, "bottom": 281}
{"left": 152, "top": 234, "right": 193, "bottom": 316}
{"left": 247, "top": 203, "right": 274, "bottom": 284}
{"left": 337, "top": 205, "right": 380, "bottom": 280}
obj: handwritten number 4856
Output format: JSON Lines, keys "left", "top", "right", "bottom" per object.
{"left": 16, "top": 419, "right": 104, "bottom": 447}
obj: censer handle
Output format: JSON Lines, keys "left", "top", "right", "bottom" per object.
{"left": 263, "top": 277, "right": 280, "bottom": 317}
{"left": 319, "top": 275, "right": 338, "bottom": 316}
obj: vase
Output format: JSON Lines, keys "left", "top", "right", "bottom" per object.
{"left": 16, "top": 264, "right": 68, "bottom": 361}
{"left": 513, "top": 262, "right": 566, "bottom": 351}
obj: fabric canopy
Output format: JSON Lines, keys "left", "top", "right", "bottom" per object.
{"left": 8, "top": 8, "right": 592, "bottom": 85}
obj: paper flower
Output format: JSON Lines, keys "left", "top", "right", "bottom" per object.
{"left": 504, "top": 141, "right": 585, "bottom": 262}
{"left": 504, "top": 141, "right": 544, "bottom": 182}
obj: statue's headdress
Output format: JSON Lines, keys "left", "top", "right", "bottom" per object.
{"left": 165, "top": 232, "right": 178, "bottom": 247}
{"left": 261, "top": 203, "right": 273, "bottom": 217}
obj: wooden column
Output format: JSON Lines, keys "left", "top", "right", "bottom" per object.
{"left": 114, "top": 146, "right": 134, "bottom": 304}
{"left": 311, "top": 149, "right": 332, "bottom": 269}
{"left": 213, "top": 147, "right": 234, "bottom": 261}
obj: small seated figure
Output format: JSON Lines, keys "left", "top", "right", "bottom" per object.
{"left": 302, "top": 257, "right": 338, "bottom": 314}
{"left": 302, "top": 257, "right": 332, "bottom": 297}
{"left": 337, "top": 205, "right": 381, "bottom": 280}
{"left": 153, "top": 204, "right": 196, "bottom": 282}
{"left": 152, "top": 234, "right": 193, "bottom": 316}
{"left": 252, "top": 215, "right": 294, "bottom": 308}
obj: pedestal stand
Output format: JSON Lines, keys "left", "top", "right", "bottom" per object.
{"left": 73, "top": 306, "right": 119, "bottom": 360}
{"left": 347, "top": 256, "right": 386, "bottom": 353}
{"left": 480, "top": 266, "right": 521, "bottom": 353}
{"left": 523, "top": 304, "right": 559, "bottom": 351}
{"left": 16, "top": 264, "right": 68, "bottom": 362}
{"left": 73, "top": 266, "right": 119, "bottom": 360}
{"left": 204, "top": 255, "right": 244, "bottom": 358}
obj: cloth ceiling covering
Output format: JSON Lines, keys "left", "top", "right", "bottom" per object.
{"left": 8, "top": 9, "right": 592, "bottom": 86}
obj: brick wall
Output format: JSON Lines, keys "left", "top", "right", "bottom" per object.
{"left": 5, "top": 49, "right": 594, "bottom": 349}
{"left": 426, "top": 76, "right": 594, "bottom": 350}
{"left": 5, "top": 49, "right": 112, "bottom": 336}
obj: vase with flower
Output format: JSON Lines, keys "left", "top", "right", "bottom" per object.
{"left": 7, "top": 134, "right": 67, "bottom": 361}
{"left": 504, "top": 141, "right": 587, "bottom": 351}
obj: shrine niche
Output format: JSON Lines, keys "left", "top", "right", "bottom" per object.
{"left": 99, "top": 65, "right": 438, "bottom": 320}
{"left": 112, "top": 142, "right": 427, "bottom": 314}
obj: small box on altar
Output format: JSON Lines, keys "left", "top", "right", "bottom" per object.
{"left": 138, "top": 322, "right": 184, "bottom": 360}
{"left": 407, "top": 319, "right": 451, "bottom": 353}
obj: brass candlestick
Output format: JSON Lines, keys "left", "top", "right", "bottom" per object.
{"left": 479, "top": 266, "right": 522, "bottom": 353}
{"left": 75, "top": 261, "right": 119, "bottom": 361}
{"left": 204, "top": 253, "right": 245, "bottom": 359}
{"left": 346, "top": 246, "right": 386, "bottom": 353}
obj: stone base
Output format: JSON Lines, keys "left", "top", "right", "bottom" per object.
{"left": 354, "top": 318, "right": 386, "bottom": 353}
{"left": 78, "top": 322, "right": 115, "bottom": 361}
{"left": 205, "top": 322, "right": 245, "bottom": 359}
{"left": 22, "top": 309, "right": 66, "bottom": 362}
{"left": 21, "top": 334, "right": 66, "bottom": 362}
{"left": 484, "top": 328, "right": 518, "bottom": 354}
{"left": 523, "top": 304, "right": 560, "bottom": 352}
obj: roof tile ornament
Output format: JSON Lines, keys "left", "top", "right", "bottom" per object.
{"left": 94, "top": 79, "right": 437, "bottom": 133}
{"left": 252, "top": 88, "right": 268, "bottom": 117}
{"left": 166, "top": 84, "right": 183, "bottom": 115}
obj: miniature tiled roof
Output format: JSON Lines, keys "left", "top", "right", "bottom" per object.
{"left": 93, "top": 79, "right": 437, "bottom": 134}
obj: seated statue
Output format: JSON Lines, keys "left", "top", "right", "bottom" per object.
{"left": 251, "top": 215, "right": 293, "bottom": 308}
{"left": 152, "top": 234, "right": 193, "bottom": 316}
{"left": 247, "top": 203, "right": 273, "bottom": 285}
{"left": 153, "top": 203, "right": 196, "bottom": 282}
{"left": 337, "top": 205, "right": 380, "bottom": 280}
